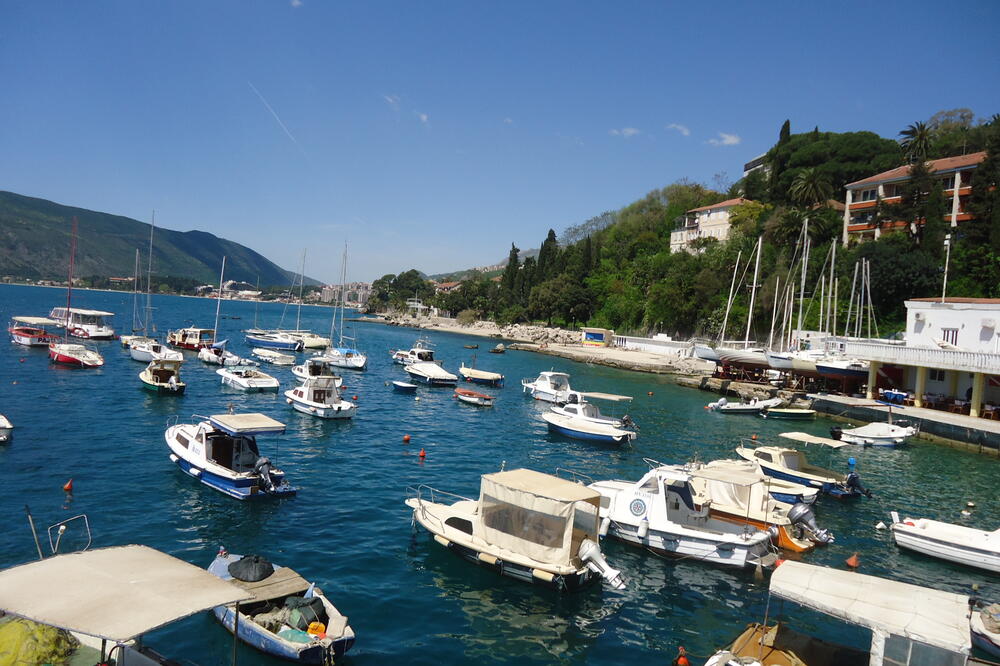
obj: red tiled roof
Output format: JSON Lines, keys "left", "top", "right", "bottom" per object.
{"left": 847, "top": 152, "right": 986, "bottom": 188}
{"left": 686, "top": 197, "right": 748, "bottom": 214}
{"left": 909, "top": 297, "right": 1000, "bottom": 304}
{"left": 436, "top": 281, "right": 461, "bottom": 289}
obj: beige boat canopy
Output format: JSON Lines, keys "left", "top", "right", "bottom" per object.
{"left": 479, "top": 469, "right": 600, "bottom": 567}
{"left": 0, "top": 545, "right": 252, "bottom": 643}
{"left": 11, "top": 316, "right": 60, "bottom": 326}
{"left": 209, "top": 413, "right": 287, "bottom": 435}
{"left": 779, "top": 431, "right": 849, "bottom": 449}
{"left": 225, "top": 566, "right": 310, "bottom": 604}
{"left": 577, "top": 391, "right": 633, "bottom": 402}
{"left": 771, "top": 561, "right": 972, "bottom": 658}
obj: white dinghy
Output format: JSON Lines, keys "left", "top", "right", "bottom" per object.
{"left": 889, "top": 511, "right": 1000, "bottom": 573}
{"left": 0, "top": 414, "right": 12, "bottom": 443}
{"left": 218, "top": 366, "right": 280, "bottom": 392}
{"left": 285, "top": 376, "right": 356, "bottom": 419}
{"left": 130, "top": 338, "right": 183, "bottom": 363}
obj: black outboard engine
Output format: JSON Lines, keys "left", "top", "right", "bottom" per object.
{"left": 845, "top": 470, "right": 872, "bottom": 497}
{"left": 253, "top": 456, "right": 277, "bottom": 493}
{"left": 621, "top": 414, "right": 636, "bottom": 429}
{"left": 829, "top": 426, "right": 843, "bottom": 440}
{"left": 787, "top": 502, "right": 834, "bottom": 544}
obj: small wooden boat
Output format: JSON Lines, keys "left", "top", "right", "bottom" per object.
{"left": 0, "top": 414, "right": 12, "bottom": 443}
{"left": 454, "top": 388, "right": 495, "bottom": 406}
{"left": 463, "top": 344, "right": 479, "bottom": 349}
{"left": 889, "top": 511, "right": 1000, "bottom": 572}
{"left": 218, "top": 366, "right": 279, "bottom": 391}
{"left": 458, "top": 363, "right": 504, "bottom": 386}
{"left": 762, "top": 407, "right": 816, "bottom": 420}
{"left": 253, "top": 348, "right": 296, "bottom": 366}
{"left": 488, "top": 343, "right": 506, "bottom": 354}
{"left": 208, "top": 551, "right": 355, "bottom": 664}
{"left": 139, "top": 359, "right": 186, "bottom": 395}
{"left": 392, "top": 380, "right": 417, "bottom": 393}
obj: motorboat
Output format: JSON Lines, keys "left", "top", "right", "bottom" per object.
{"left": 129, "top": 338, "right": 184, "bottom": 363}
{"left": 167, "top": 327, "right": 216, "bottom": 350}
{"left": 218, "top": 366, "right": 280, "bottom": 392}
{"left": 737, "top": 436, "right": 870, "bottom": 499}
{"left": 245, "top": 330, "right": 304, "bottom": 351}
{"left": 292, "top": 357, "right": 344, "bottom": 387}
{"left": 48, "top": 307, "right": 116, "bottom": 339}
{"left": 49, "top": 341, "right": 104, "bottom": 368}
{"left": 0, "top": 543, "right": 251, "bottom": 666}
{"left": 319, "top": 346, "right": 368, "bottom": 370}
{"left": 587, "top": 463, "right": 777, "bottom": 569}
{"left": 463, "top": 344, "right": 479, "bottom": 349}
{"left": 705, "top": 560, "right": 992, "bottom": 666}
{"left": 139, "top": 359, "right": 186, "bottom": 395}
{"left": 716, "top": 347, "right": 770, "bottom": 369}
{"left": 0, "top": 414, "right": 12, "bottom": 443}
{"left": 889, "top": 511, "right": 1000, "bottom": 573}
{"left": 198, "top": 341, "right": 253, "bottom": 366}
{"left": 700, "top": 459, "right": 819, "bottom": 505}
{"left": 207, "top": 550, "right": 355, "bottom": 663}
{"left": 521, "top": 371, "right": 572, "bottom": 402}
{"left": 488, "top": 343, "right": 505, "bottom": 354}
{"left": 405, "top": 361, "right": 458, "bottom": 386}
{"left": 831, "top": 419, "right": 917, "bottom": 447}
{"left": 454, "top": 387, "right": 495, "bottom": 406}
{"left": 285, "top": 376, "right": 356, "bottom": 419}
{"left": 8, "top": 316, "right": 60, "bottom": 346}
{"left": 392, "top": 380, "right": 417, "bottom": 393}
{"left": 551, "top": 391, "right": 634, "bottom": 428}
{"left": 706, "top": 396, "right": 782, "bottom": 414}
{"left": 165, "top": 412, "right": 296, "bottom": 499}
{"left": 668, "top": 462, "right": 833, "bottom": 552}
{"left": 458, "top": 362, "right": 504, "bottom": 387}
{"left": 762, "top": 407, "right": 816, "bottom": 419}
{"left": 391, "top": 338, "right": 436, "bottom": 365}
{"left": 405, "top": 468, "right": 626, "bottom": 590}
{"left": 279, "top": 329, "right": 332, "bottom": 349}
{"left": 815, "top": 357, "right": 869, "bottom": 380}
{"left": 253, "top": 348, "right": 296, "bottom": 366}
{"left": 542, "top": 411, "right": 636, "bottom": 444}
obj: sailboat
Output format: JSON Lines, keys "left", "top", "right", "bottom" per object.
{"left": 129, "top": 217, "right": 184, "bottom": 363}
{"left": 49, "top": 218, "right": 105, "bottom": 368}
{"left": 279, "top": 251, "right": 331, "bottom": 350}
{"left": 199, "top": 257, "right": 252, "bottom": 366}
{"left": 713, "top": 237, "right": 770, "bottom": 368}
{"left": 319, "top": 244, "right": 367, "bottom": 370}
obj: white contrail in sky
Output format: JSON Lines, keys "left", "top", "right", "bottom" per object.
{"left": 247, "top": 81, "right": 307, "bottom": 157}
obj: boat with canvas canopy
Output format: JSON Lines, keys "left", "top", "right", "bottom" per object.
{"left": 48, "top": 307, "right": 116, "bottom": 339}
{"left": 285, "top": 376, "right": 356, "bottom": 418}
{"left": 701, "top": 458, "right": 819, "bottom": 505}
{"left": 8, "top": 316, "right": 60, "bottom": 346}
{"left": 139, "top": 358, "right": 186, "bottom": 395}
{"left": 405, "top": 468, "right": 626, "bottom": 591}
{"left": 889, "top": 511, "right": 1000, "bottom": 573}
{"left": 165, "top": 412, "right": 296, "bottom": 499}
{"left": 458, "top": 361, "right": 504, "bottom": 386}
{"left": 292, "top": 357, "right": 344, "bottom": 387}
{"left": 218, "top": 366, "right": 280, "bottom": 391}
{"left": 0, "top": 544, "right": 251, "bottom": 665}
{"left": 405, "top": 360, "right": 459, "bottom": 386}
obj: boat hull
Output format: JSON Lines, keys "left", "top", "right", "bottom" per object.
{"left": 392, "top": 381, "right": 417, "bottom": 393}
{"left": 891, "top": 523, "right": 1000, "bottom": 572}
{"left": 544, "top": 418, "right": 633, "bottom": 444}
{"left": 606, "top": 522, "right": 769, "bottom": 569}
{"left": 213, "top": 605, "right": 353, "bottom": 664}
{"left": 141, "top": 378, "right": 186, "bottom": 395}
{"left": 9, "top": 327, "right": 57, "bottom": 346}
{"left": 762, "top": 409, "right": 815, "bottom": 420}
{"left": 246, "top": 335, "right": 303, "bottom": 351}
{"left": 815, "top": 362, "right": 868, "bottom": 380}
{"left": 456, "top": 394, "right": 494, "bottom": 407}
{"left": 285, "top": 393, "right": 355, "bottom": 419}
{"left": 405, "top": 370, "right": 458, "bottom": 386}
{"left": 168, "top": 453, "right": 295, "bottom": 500}
{"left": 709, "top": 511, "right": 812, "bottom": 553}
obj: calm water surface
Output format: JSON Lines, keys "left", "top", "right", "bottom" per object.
{"left": 1, "top": 283, "right": 998, "bottom": 664}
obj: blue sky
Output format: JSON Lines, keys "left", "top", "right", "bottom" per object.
{"left": 2, "top": 2, "right": 998, "bottom": 283}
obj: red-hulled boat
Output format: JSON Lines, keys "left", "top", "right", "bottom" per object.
{"left": 9, "top": 316, "right": 60, "bottom": 346}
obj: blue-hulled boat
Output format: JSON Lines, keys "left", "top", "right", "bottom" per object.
{"left": 392, "top": 380, "right": 417, "bottom": 393}
{"left": 208, "top": 550, "right": 355, "bottom": 664}
{"left": 165, "top": 413, "right": 296, "bottom": 500}
{"left": 542, "top": 410, "right": 636, "bottom": 444}
{"left": 735, "top": 439, "right": 870, "bottom": 499}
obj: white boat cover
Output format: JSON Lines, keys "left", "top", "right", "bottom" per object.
{"left": 11, "top": 316, "right": 59, "bottom": 326}
{"left": 542, "top": 412, "right": 632, "bottom": 439}
{"left": 0, "top": 545, "right": 251, "bottom": 642}
{"left": 479, "top": 469, "right": 599, "bottom": 567}
{"left": 408, "top": 361, "right": 458, "bottom": 381}
{"left": 770, "top": 561, "right": 972, "bottom": 655}
{"left": 459, "top": 366, "right": 503, "bottom": 380}
{"left": 778, "top": 431, "right": 849, "bottom": 448}
{"left": 576, "top": 391, "right": 633, "bottom": 402}
{"left": 210, "top": 413, "right": 287, "bottom": 435}
{"left": 53, "top": 307, "right": 115, "bottom": 316}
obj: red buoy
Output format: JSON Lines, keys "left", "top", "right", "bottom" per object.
{"left": 845, "top": 552, "right": 860, "bottom": 568}
{"left": 751, "top": 434, "right": 758, "bottom": 440}
{"left": 352, "top": 395, "right": 358, "bottom": 401}
{"left": 775, "top": 558, "right": 786, "bottom": 568}
{"left": 63, "top": 479, "right": 74, "bottom": 493}
{"left": 19, "top": 358, "right": 25, "bottom": 363}
{"left": 403, "top": 434, "right": 411, "bottom": 443}
{"left": 418, "top": 448, "right": 426, "bottom": 459}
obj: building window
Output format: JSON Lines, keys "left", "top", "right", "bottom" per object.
{"left": 929, "top": 369, "right": 946, "bottom": 382}
{"left": 941, "top": 328, "right": 959, "bottom": 345}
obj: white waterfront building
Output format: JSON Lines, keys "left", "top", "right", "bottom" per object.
{"left": 669, "top": 198, "right": 749, "bottom": 254}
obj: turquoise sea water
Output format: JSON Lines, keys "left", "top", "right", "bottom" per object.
{"left": 1, "top": 282, "right": 998, "bottom": 665}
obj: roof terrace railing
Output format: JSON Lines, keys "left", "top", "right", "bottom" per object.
{"left": 836, "top": 339, "right": 1000, "bottom": 374}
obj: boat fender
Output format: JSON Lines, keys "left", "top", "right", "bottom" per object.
{"left": 478, "top": 553, "right": 498, "bottom": 565}
{"left": 434, "top": 535, "right": 451, "bottom": 548}
{"left": 286, "top": 398, "right": 292, "bottom": 404}
{"left": 636, "top": 516, "right": 649, "bottom": 539}
{"left": 599, "top": 516, "right": 610, "bottom": 537}
{"left": 532, "top": 568, "right": 556, "bottom": 583}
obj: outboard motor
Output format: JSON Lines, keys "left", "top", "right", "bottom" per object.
{"left": 621, "top": 414, "right": 636, "bottom": 429}
{"left": 829, "top": 426, "right": 843, "bottom": 440}
{"left": 578, "top": 538, "right": 626, "bottom": 589}
{"left": 253, "top": 456, "right": 277, "bottom": 493}
{"left": 787, "top": 502, "right": 834, "bottom": 544}
{"left": 844, "top": 457, "right": 872, "bottom": 497}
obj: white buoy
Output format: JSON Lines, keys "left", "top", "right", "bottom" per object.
{"left": 875, "top": 521, "right": 886, "bottom": 530}
{"left": 967, "top": 502, "right": 976, "bottom": 508}
{"left": 961, "top": 510, "right": 971, "bottom": 516}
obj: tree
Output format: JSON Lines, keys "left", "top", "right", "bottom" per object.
{"left": 900, "top": 121, "right": 932, "bottom": 163}
{"left": 499, "top": 243, "right": 520, "bottom": 306}
{"left": 789, "top": 167, "right": 833, "bottom": 207}
{"left": 966, "top": 116, "right": 1000, "bottom": 251}
{"left": 535, "top": 229, "right": 559, "bottom": 282}
{"left": 727, "top": 200, "right": 771, "bottom": 236}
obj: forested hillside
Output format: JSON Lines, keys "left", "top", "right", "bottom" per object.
{"left": 373, "top": 110, "right": 1000, "bottom": 340}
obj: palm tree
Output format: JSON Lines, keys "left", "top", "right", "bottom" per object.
{"left": 900, "top": 121, "right": 932, "bottom": 163}
{"left": 789, "top": 168, "right": 833, "bottom": 207}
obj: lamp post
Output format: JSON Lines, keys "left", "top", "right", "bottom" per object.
{"left": 941, "top": 233, "right": 952, "bottom": 303}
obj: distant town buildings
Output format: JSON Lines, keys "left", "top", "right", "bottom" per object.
{"left": 320, "top": 282, "right": 371, "bottom": 305}
{"left": 434, "top": 281, "right": 462, "bottom": 294}
{"left": 841, "top": 151, "right": 986, "bottom": 245}
{"left": 669, "top": 198, "right": 749, "bottom": 253}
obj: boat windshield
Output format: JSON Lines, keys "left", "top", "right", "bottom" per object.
{"left": 207, "top": 432, "right": 261, "bottom": 472}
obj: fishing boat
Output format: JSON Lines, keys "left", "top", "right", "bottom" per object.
{"left": 521, "top": 371, "right": 572, "bottom": 402}
{"left": 463, "top": 344, "right": 479, "bottom": 349}
{"left": 889, "top": 511, "right": 1000, "bottom": 573}
{"left": 405, "top": 361, "right": 459, "bottom": 386}
{"left": 130, "top": 338, "right": 184, "bottom": 362}
{"left": 762, "top": 407, "right": 816, "bottom": 420}
{"left": 552, "top": 391, "right": 635, "bottom": 427}
{"left": 253, "top": 348, "right": 296, "bottom": 366}
{"left": 392, "top": 380, "right": 417, "bottom": 393}
{"left": 8, "top": 316, "right": 60, "bottom": 346}
{"left": 405, "top": 468, "right": 626, "bottom": 590}
{"left": 586, "top": 462, "right": 777, "bottom": 569}
{"left": 542, "top": 411, "right": 636, "bottom": 444}
{"left": 139, "top": 359, "right": 186, "bottom": 395}
{"left": 488, "top": 343, "right": 506, "bottom": 354}
{"left": 454, "top": 387, "right": 495, "bottom": 406}
{"left": 198, "top": 341, "right": 252, "bottom": 366}
{"left": 292, "top": 357, "right": 344, "bottom": 387}
{"left": 285, "top": 376, "right": 356, "bottom": 419}
{"left": 218, "top": 366, "right": 280, "bottom": 391}
{"left": 0, "top": 414, "right": 12, "bottom": 443}
{"left": 706, "top": 396, "right": 783, "bottom": 414}
{"left": 391, "top": 338, "right": 435, "bottom": 365}
{"left": 458, "top": 361, "right": 504, "bottom": 387}
{"left": 737, "top": 435, "right": 870, "bottom": 499}
{"left": 705, "top": 560, "right": 993, "bottom": 666}
{"left": 167, "top": 327, "right": 216, "bottom": 350}
{"left": 165, "top": 412, "right": 296, "bottom": 499}
{"left": 246, "top": 330, "right": 304, "bottom": 351}
{"left": 48, "top": 307, "right": 116, "bottom": 340}
{"left": 207, "top": 550, "right": 355, "bottom": 664}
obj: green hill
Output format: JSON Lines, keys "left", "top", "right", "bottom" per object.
{"left": 0, "top": 191, "right": 318, "bottom": 286}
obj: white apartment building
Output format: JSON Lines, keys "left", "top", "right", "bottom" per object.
{"left": 669, "top": 198, "right": 749, "bottom": 253}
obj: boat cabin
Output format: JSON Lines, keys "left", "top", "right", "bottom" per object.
{"left": 302, "top": 358, "right": 336, "bottom": 377}
{"left": 294, "top": 376, "right": 341, "bottom": 403}
{"left": 8, "top": 316, "right": 60, "bottom": 345}
{"left": 48, "top": 307, "right": 116, "bottom": 338}
{"left": 179, "top": 414, "right": 286, "bottom": 474}
{"left": 169, "top": 327, "right": 216, "bottom": 348}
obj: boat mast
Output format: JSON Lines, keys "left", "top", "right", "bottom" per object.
{"left": 719, "top": 250, "right": 742, "bottom": 344}
{"left": 295, "top": 249, "right": 306, "bottom": 332}
{"left": 797, "top": 218, "right": 809, "bottom": 331}
{"left": 744, "top": 237, "right": 762, "bottom": 348}
{"left": 253, "top": 276, "right": 260, "bottom": 329}
{"left": 768, "top": 276, "right": 781, "bottom": 350}
{"left": 132, "top": 249, "right": 142, "bottom": 333}
{"left": 213, "top": 256, "right": 226, "bottom": 344}
{"left": 338, "top": 243, "right": 348, "bottom": 345}
{"left": 145, "top": 212, "right": 155, "bottom": 335}
{"left": 64, "top": 217, "right": 78, "bottom": 342}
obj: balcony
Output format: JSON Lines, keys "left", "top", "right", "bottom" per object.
{"left": 835, "top": 339, "right": 1000, "bottom": 374}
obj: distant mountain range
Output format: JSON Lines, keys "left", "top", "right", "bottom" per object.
{"left": 0, "top": 191, "right": 319, "bottom": 286}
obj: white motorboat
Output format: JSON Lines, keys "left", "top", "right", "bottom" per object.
{"left": 706, "top": 396, "right": 783, "bottom": 414}
{"left": 8, "top": 316, "right": 60, "bottom": 346}
{"left": 831, "top": 420, "right": 917, "bottom": 447}
{"left": 405, "top": 468, "right": 626, "bottom": 590}
{"left": 218, "top": 366, "right": 280, "bottom": 392}
{"left": 889, "top": 511, "right": 1000, "bottom": 573}
{"left": 130, "top": 338, "right": 184, "bottom": 362}
{"left": 292, "top": 357, "right": 344, "bottom": 387}
{"left": 405, "top": 361, "right": 458, "bottom": 386}
{"left": 521, "top": 371, "right": 572, "bottom": 402}
{"left": 391, "top": 338, "right": 436, "bottom": 365}
{"left": 551, "top": 391, "right": 634, "bottom": 428}
{"left": 139, "top": 359, "right": 186, "bottom": 395}
{"left": 454, "top": 387, "right": 495, "bottom": 406}
{"left": 165, "top": 412, "right": 295, "bottom": 499}
{"left": 542, "top": 412, "right": 636, "bottom": 444}
{"left": 285, "top": 376, "right": 356, "bottom": 419}
{"left": 198, "top": 342, "right": 252, "bottom": 366}
{"left": 49, "top": 342, "right": 104, "bottom": 368}
{"left": 587, "top": 463, "right": 776, "bottom": 569}
{"left": 253, "top": 348, "right": 296, "bottom": 366}
{"left": 0, "top": 414, "right": 12, "bottom": 443}
{"left": 737, "top": 436, "right": 870, "bottom": 499}
{"left": 319, "top": 346, "right": 367, "bottom": 370}
{"left": 207, "top": 550, "right": 355, "bottom": 663}
{"left": 167, "top": 327, "right": 216, "bottom": 350}
{"left": 246, "top": 330, "right": 304, "bottom": 351}
{"left": 48, "top": 307, "right": 116, "bottom": 339}
{"left": 458, "top": 362, "right": 504, "bottom": 387}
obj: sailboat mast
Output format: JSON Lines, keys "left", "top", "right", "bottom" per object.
{"left": 719, "top": 250, "right": 742, "bottom": 344}
{"left": 213, "top": 256, "right": 226, "bottom": 344}
{"left": 768, "top": 276, "right": 781, "bottom": 350}
{"left": 145, "top": 212, "right": 155, "bottom": 336}
{"left": 744, "top": 237, "right": 762, "bottom": 347}
{"left": 295, "top": 249, "right": 306, "bottom": 332}
{"left": 65, "top": 218, "right": 78, "bottom": 342}
{"left": 339, "top": 243, "right": 348, "bottom": 344}
{"left": 797, "top": 219, "right": 809, "bottom": 331}
{"left": 132, "top": 249, "right": 142, "bottom": 333}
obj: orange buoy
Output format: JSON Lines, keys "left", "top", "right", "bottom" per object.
{"left": 63, "top": 479, "right": 74, "bottom": 492}
{"left": 352, "top": 395, "right": 358, "bottom": 401}
{"left": 751, "top": 434, "right": 758, "bottom": 440}
{"left": 418, "top": 448, "right": 426, "bottom": 459}
{"left": 647, "top": 391, "right": 653, "bottom": 396}
{"left": 403, "top": 434, "right": 411, "bottom": 443}
{"left": 845, "top": 552, "right": 860, "bottom": 568}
